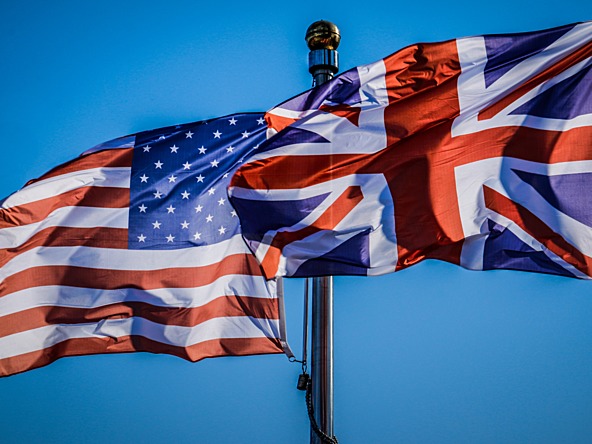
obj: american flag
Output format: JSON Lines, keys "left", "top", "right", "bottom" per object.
{"left": 0, "top": 112, "right": 290, "bottom": 377}
{"left": 230, "top": 22, "right": 592, "bottom": 280}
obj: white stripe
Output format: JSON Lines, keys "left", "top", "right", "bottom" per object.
{"left": 0, "top": 316, "right": 281, "bottom": 359}
{"left": 2, "top": 167, "right": 131, "bottom": 209}
{"left": 0, "top": 234, "right": 254, "bottom": 280}
{"left": 0, "top": 276, "right": 276, "bottom": 317}
{"left": 0, "top": 207, "right": 129, "bottom": 249}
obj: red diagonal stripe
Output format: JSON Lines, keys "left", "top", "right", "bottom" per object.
{"left": 260, "top": 185, "right": 364, "bottom": 278}
{"left": 483, "top": 185, "right": 592, "bottom": 276}
{"left": 478, "top": 40, "right": 592, "bottom": 121}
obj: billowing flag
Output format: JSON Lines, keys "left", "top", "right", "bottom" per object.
{"left": 230, "top": 22, "right": 592, "bottom": 279}
{"left": 0, "top": 113, "right": 291, "bottom": 377}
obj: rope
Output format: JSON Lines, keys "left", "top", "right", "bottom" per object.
{"left": 305, "top": 375, "right": 339, "bottom": 444}
{"left": 294, "top": 279, "right": 338, "bottom": 443}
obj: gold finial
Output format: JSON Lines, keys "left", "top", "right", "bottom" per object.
{"left": 305, "top": 20, "right": 340, "bottom": 51}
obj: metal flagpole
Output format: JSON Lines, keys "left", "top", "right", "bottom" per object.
{"left": 305, "top": 20, "right": 340, "bottom": 444}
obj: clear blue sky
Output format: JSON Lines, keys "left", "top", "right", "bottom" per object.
{"left": 1, "top": 2, "right": 592, "bottom": 443}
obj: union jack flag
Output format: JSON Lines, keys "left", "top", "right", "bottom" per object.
{"left": 230, "top": 22, "right": 592, "bottom": 279}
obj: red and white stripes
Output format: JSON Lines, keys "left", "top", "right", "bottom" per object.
{"left": 0, "top": 147, "right": 285, "bottom": 377}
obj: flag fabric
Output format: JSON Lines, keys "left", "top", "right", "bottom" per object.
{"left": 230, "top": 22, "right": 592, "bottom": 280}
{"left": 0, "top": 113, "right": 291, "bottom": 377}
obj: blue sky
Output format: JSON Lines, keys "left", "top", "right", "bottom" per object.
{"left": 1, "top": 2, "right": 592, "bottom": 443}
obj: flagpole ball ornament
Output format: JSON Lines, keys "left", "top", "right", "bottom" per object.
{"left": 306, "top": 20, "right": 340, "bottom": 50}
{"left": 306, "top": 20, "right": 340, "bottom": 82}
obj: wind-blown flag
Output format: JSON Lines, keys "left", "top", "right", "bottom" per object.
{"left": 230, "top": 22, "right": 592, "bottom": 279}
{"left": 0, "top": 113, "right": 291, "bottom": 377}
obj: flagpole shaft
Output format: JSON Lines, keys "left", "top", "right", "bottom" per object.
{"left": 311, "top": 276, "right": 334, "bottom": 443}
{"left": 305, "top": 20, "right": 340, "bottom": 444}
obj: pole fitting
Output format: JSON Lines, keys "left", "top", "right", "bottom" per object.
{"left": 306, "top": 20, "right": 340, "bottom": 85}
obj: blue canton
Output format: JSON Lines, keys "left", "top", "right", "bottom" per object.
{"left": 128, "top": 113, "right": 267, "bottom": 249}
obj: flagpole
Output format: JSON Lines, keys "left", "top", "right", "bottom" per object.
{"left": 305, "top": 20, "right": 340, "bottom": 444}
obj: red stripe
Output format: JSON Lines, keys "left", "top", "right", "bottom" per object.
{"left": 0, "top": 186, "right": 129, "bottom": 229}
{"left": 0, "top": 253, "right": 264, "bottom": 297}
{"left": 483, "top": 185, "right": 592, "bottom": 276}
{"left": 0, "top": 336, "right": 283, "bottom": 377}
{"left": 232, "top": 152, "right": 370, "bottom": 190}
{"left": 260, "top": 186, "right": 363, "bottom": 278}
{"left": 24, "top": 148, "right": 133, "bottom": 186}
{"left": 0, "top": 295, "right": 280, "bottom": 338}
{"left": 0, "top": 226, "right": 128, "bottom": 268}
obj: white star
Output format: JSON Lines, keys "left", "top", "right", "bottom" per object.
{"left": 138, "top": 204, "right": 147, "bottom": 213}
{"left": 181, "top": 190, "right": 190, "bottom": 199}
{"left": 183, "top": 161, "right": 191, "bottom": 170}
{"left": 228, "top": 117, "right": 237, "bottom": 125}
{"left": 140, "top": 174, "right": 149, "bottom": 183}
{"left": 170, "top": 144, "right": 179, "bottom": 153}
{"left": 210, "top": 159, "right": 219, "bottom": 168}
{"left": 193, "top": 231, "right": 202, "bottom": 240}
{"left": 198, "top": 146, "right": 207, "bottom": 154}
{"left": 208, "top": 187, "right": 216, "bottom": 195}
{"left": 241, "top": 130, "right": 250, "bottom": 138}
{"left": 152, "top": 220, "right": 161, "bottom": 229}
{"left": 226, "top": 146, "right": 234, "bottom": 153}
{"left": 230, "top": 210, "right": 237, "bottom": 217}
{"left": 195, "top": 204, "right": 203, "bottom": 213}
{"left": 180, "top": 220, "right": 190, "bottom": 229}
{"left": 213, "top": 130, "right": 222, "bottom": 138}
{"left": 218, "top": 226, "right": 227, "bottom": 235}
{"left": 143, "top": 145, "right": 151, "bottom": 152}
{"left": 137, "top": 234, "right": 146, "bottom": 242}
{"left": 254, "top": 144, "right": 260, "bottom": 150}
{"left": 166, "top": 234, "right": 175, "bottom": 243}
{"left": 154, "top": 160, "right": 163, "bottom": 169}
{"left": 257, "top": 117, "right": 265, "bottom": 125}
{"left": 185, "top": 131, "right": 194, "bottom": 138}
{"left": 166, "top": 205, "right": 176, "bottom": 214}
{"left": 218, "top": 198, "right": 225, "bottom": 206}
{"left": 206, "top": 214, "right": 214, "bottom": 223}
{"left": 158, "top": 135, "right": 166, "bottom": 140}
{"left": 168, "top": 174, "right": 177, "bottom": 183}
{"left": 196, "top": 174, "right": 205, "bottom": 183}
{"left": 223, "top": 173, "right": 229, "bottom": 178}
{"left": 153, "top": 190, "right": 163, "bottom": 199}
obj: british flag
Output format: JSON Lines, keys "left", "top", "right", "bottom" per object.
{"left": 229, "top": 22, "right": 592, "bottom": 279}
